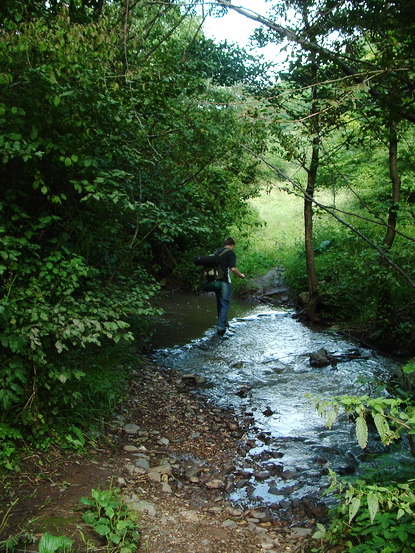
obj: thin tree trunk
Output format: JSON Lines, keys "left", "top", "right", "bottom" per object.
{"left": 304, "top": 42, "right": 320, "bottom": 320}
{"left": 304, "top": 133, "right": 319, "bottom": 320}
{"left": 383, "top": 120, "right": 401, "bottom": 249}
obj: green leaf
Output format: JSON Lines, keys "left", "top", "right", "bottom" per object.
{"left": 79, "top": 497, "right": 94, "bottom": 507}
{"left": 95, "top": 524, "right": 110, "bottom": 536}
{"left": 356, "top": 415, "right": 368, "bottom": 449}
{"left": 39, "top": 533, "right": 73, "bottom": 553}
{"left": 108, "top": 532, "right": 121, "bottom": 544}
{"left": 367, "top": 492, "right": 379, "bottom": 523}
{"left": 349, "top": 496, "right": 361, "bottom": 523}
{"left": 373, "top": 413, "right": 390, "bottom": 444}
{"left": 402, "top": 364, "right": 415, "bottom": 375}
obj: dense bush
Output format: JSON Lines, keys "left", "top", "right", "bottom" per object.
{"left": 0, "top": 2, "right": 266, "bottom": 460}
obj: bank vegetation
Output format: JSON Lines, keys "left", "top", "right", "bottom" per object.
{"left": 1, "top": 1, "right": 415, "bottom": 552}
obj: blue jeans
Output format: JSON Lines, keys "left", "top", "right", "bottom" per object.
{"left": 215, "top": 281, "right": 232, "bottom": 331}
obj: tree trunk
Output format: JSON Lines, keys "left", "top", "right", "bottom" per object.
{"left": 304, "top": 43, "right": 320, "bottom": 321}
{"left": 383, "top": 120, "right": 401, "bottom": 249}
{"left": 304, "top": 135, "right": 319, "bottom": 320}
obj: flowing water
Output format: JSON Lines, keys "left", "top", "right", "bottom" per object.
{"left": 151, "top": 291, "right": 403, "bottom": 511}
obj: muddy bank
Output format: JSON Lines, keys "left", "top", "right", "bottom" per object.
{"left": 0, "top": 358, "right": 317, "bottom": 553}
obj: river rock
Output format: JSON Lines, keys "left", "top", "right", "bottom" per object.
{"left": 135, "top": 458, "right": 149, "bottom": 470}
{"left": 205, "top": 479, "right": 225, "bottom": 489}
{"left": 250, "top": 510, "right": 268, "bottom": 519}
{"left": 221, "top": 519, "right": 237, "bottom": 528}
{"left": 235, "top": 478, "right": 249, "bottom": 488}
{"left": 310, "top": 348, "right": 330, "bottom": 367}
{"left": 281, "top": 469, "right": 298, "bottom": 480}
{"left": 134, "top": 457, "right": 150, "bottom": 470}
{"left": 123, "top": 423, "right": 140, "bottom": 434}
{"left": 236, "top": 386, "right": 252, "bottom": 398}
{"left": 291, "top": 527, "right": 313, "bottom": 537}
{"left": 161, "top": 482, "right": 173, "bottom": 493}
{"left": 151, "top": 461, "right": 172, "bottom": 475}
{"left": 180, "top": 510, "right": 199, "bottom": 522}
{"left": 123, "top": 445, "right": 140, "bottom": 452}
{"left": 255, "top": 470, "right": 271, "bottom": 480}
{"left": 181, "top": 374, "right": 207, "bottom": 387}
{"left": 124, "top": 497, "right": 157, "bottom": 517}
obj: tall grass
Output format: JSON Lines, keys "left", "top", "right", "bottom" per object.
{"left": 249, "top": 188, "right": 304, "bottom": 250}
{"left": 232, "top": 185, "right": 359, "bottom": 296}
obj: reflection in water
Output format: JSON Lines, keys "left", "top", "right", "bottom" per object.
{"left": 150, "top": 290, "right": 255, "bottom": 349}
{"left": 151, "top": 293, "right": 401, "bottom": 508}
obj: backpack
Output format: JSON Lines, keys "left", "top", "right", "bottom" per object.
{"left": 193, "top": 248, "right": 228, "bottom": 282}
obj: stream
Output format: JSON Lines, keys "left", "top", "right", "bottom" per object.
{"left": 150, "top": 291, "right": 404, "bottom": 512}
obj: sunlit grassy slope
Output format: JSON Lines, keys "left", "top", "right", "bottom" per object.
{"left": 249, "top": 188, "right": 304, "bottom": 254}
{"left": 234, "top": 184, "right": 354, "bottom": 285}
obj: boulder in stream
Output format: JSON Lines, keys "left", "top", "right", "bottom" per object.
{"left": 309, "top": 348, "right": 330, "bottom": 367}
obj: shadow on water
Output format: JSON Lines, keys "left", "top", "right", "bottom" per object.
{"left": 151, "top": 291, "right": 403, "bottom": 511}
{"left": 150, "top": 290, "right": 255, "bottom": 349}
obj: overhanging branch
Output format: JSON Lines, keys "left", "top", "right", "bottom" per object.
{"left": 242, "top": 145, "right": 415, "bottom": 289}
{"left": 214, "top": 0, "right": 415, "bottom": 124}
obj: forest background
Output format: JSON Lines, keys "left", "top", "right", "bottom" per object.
{"left": 1, "top": 1, "right": 415, "bottom": 551}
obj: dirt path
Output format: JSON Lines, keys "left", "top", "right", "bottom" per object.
{"left": 0, "top": 359, "right": 318, "bottom": 553}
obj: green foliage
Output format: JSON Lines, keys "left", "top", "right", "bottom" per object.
{"left": 0, "top": 424, "right": 23, "bottom": 471}
{"left": 314, "top": 472, "right": 415, "bottom": 553}
{"left": 313, "top": 362, "right": 415, "bottom": 553}
{"left": 0, "top": 0, "right": 266, "bottom": 458}
{"left": 0, "top": 531, "right": 73, "bottom": 553}
{"left": 314, "top": 393, "right": 415, "bottom": 450}
{"left": 80, "top": 488, "right": 140, "bottom": 553}
{"left": 38, "top": 533, "right": 73, "bottom": 553}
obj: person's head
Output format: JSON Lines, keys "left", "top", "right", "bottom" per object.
{"left": 224, "top": 237, "right": 236, "bottom": 247}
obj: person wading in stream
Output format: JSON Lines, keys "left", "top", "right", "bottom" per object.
{"left": 215, "top": 237, "right": 245, "bottom": 336}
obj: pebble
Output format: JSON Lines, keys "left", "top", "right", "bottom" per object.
{"left": 135, "top": 458, "right": 150, "bottom": 470}
{"left": 180, "top": 510, "right": 199, "bottom": 522}
{"left": 205, "top": 479, "right": 224, "bottom": 489}
{"left": 124, "top": 498, "right": 157, "bottom": 517}
{"left": 221, "top": 519, "right": 237, "bottom": 528}
{"left": 161, "top": 482, "right": 173, "bottom": 493}
{"left": 123, "top": 445, "right": 139, "bottom": 452}
{"left": 151, "top": 463, "right": 172, "bottom": 475}
{"left": 123, "top": 423, "right": 140, "bottom": 434}
{"left": 291, "top": 527, "right": 312, "bottom": 537}
{"left": 189, "top": 476, "right": 200, "bottom": 483}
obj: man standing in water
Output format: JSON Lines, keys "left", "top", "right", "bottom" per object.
{"left": 215, "top": 237, "right": 245, "bottom": 336}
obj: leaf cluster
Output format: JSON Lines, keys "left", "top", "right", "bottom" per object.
{"left": 312, "top": 362, "right": 415, "bottom": 552}
{"left": 314, "top": 471, "right": 415, "bottom": 553}
{"left": 0, "top": 3, "right": 267, "bottom": 459}
{"left": 80, "top": 488, "right": 140, "bottom": 553}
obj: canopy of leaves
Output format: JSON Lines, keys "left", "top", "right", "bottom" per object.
{"left": 0, "top": 1, "right": 266, "bottom": 441}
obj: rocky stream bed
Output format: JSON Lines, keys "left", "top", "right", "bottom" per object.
{"left": 0, "top": 358, "right": 323, "bottom": 553}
